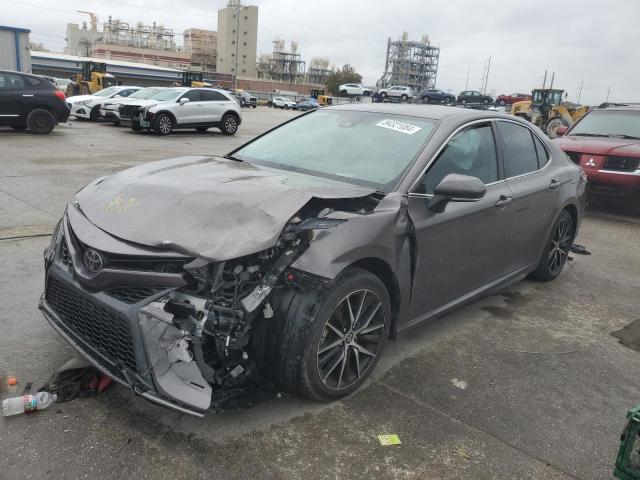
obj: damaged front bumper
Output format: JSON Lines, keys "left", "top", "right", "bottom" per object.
{"left": 39, "top": 261, "right": 209, "bottom": 417}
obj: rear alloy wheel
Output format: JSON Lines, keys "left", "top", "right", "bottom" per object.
{"left": 531, "top": 210, "right": 574, "bottom": 281}
{"left": 153, "top": 113, "right": 173, "bottom": 135}
{"left": 26, "top": 108, "right": 55, "bottom": 134}
{"left": 276, "top": 267, "right": 390, "bottom": 401}
{"left": 220, "top": 113, "right": 238, "bottom": 135}
{"left": 460, "top": 99, "right": 467, "bottom": 105}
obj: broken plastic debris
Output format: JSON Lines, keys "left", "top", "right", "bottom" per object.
{"left": 377, "top": 434, "right": 402, "bottom": 446}
{"left": 7, "top": 376, "right": 17, "bottom": 386}
{"left": 570, "top": 243, "right": 591, "bottom": 255}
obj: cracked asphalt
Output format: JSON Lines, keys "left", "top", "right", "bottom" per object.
{"left": 1, "top": 108, "right": 639, "bottom": 479}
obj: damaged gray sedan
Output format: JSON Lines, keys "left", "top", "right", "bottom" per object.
{"left": 40, "top": 104, "right": 586, "bottom": 416}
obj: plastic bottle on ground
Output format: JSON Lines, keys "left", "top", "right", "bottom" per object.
{"left": 2, "top": 392, "right": 57, "bottom": 416}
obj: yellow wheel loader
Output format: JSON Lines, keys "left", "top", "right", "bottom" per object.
{"left": 511, "top": 89, "right": 590, "bottom": 138}
{"left": 179, "top": 72, "right": 212, "bottom": 88}
{"left": 67, "top": 62, "right": 117, "bottom": 97}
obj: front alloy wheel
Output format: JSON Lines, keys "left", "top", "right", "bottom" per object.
{"left": 153, "top": 113, "right": 173, "bottom": 135}
{"left": 317, "top": 289, "right": 386, "bottom": 390}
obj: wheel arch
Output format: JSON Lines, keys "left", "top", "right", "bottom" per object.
{"left": 223, "top": 110, "right": 241, "bottom": 124}
{"left": 153, "top": 109, "right": 178, "bottom": 125}
{"left": 349, "top": 257, "right": 401, "bottom": 337}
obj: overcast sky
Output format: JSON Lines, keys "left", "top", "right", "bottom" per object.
{"left": 3, "top": 0, "right": 638, "bottom": 105}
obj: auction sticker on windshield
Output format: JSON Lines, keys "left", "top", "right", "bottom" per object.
{"left": 376, "top": 118, "right": 422, "bottom": 135}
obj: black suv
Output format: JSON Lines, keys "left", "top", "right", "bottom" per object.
{"left": 0, "top": 69, "right": 70, "bottom": 134}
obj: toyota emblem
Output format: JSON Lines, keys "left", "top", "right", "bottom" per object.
{"left": 83, "top": 249, "right": 104, "bottom": 273}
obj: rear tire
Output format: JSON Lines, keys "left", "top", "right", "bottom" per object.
{"left": 530, "top": 210, "right": 574, "bottom": 282}
{"left": 482, "top": 98, "right": 490, "bottom": 105}
{"left": 401, "top": 94, "right": 408, "bottom": 102}
{"left": 220, "top": 113, "right": 239, "bottom": 135}
{"left": 26, "top": 109, "right": 55, "bottom": 134}
{"left": 460, "top": 99, "right": 467, "bottom": 105}
{"left": 275, "top": 267, "right": 391, "bottom": 401}
{"left": 153, "top": 113, "right": 173, "bottom": 135}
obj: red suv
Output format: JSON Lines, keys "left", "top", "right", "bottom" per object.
{"left": 555, "top": 105, "right": 640, "bottom": 199}
{"left": 496, "top": 92, "right": 531, "bottom": 106}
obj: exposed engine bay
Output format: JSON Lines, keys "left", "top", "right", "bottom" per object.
{"left": 124, "top": 197, "right": 378, "bottom": 412}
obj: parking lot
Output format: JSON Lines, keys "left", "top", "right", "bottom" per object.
{"left": 1, "top": 107, "right": 639, "bottom": 480}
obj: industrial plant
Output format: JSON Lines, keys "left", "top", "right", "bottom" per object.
{"left": 377, "top": 32, "right": 440, "bottom": 93}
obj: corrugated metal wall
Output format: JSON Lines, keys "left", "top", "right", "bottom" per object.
{"left": 0, "top": 29, "right": 31, "bottom": 72}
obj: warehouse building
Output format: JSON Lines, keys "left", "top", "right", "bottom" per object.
{"left": 0, "top": 25, "right": 32, "bottom": 72}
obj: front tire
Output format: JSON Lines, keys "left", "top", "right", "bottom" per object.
{"left": 27, "top": 108, "right": 55, "bottom": 134}
{"left": 153, "top": 113, "right": 173, "bottom": 135}
{"left": 276, "top": 267, "right": 391, "bottom": 401}
{"left": 530, "top": 210, "right": 574, "bottom": 282}
{"left": 89, "top": 106, "right": 100, "bottom": 121}
{"left": 401, "top": 94, "right": 408, "bottom": 102}
{"left": 220, "top": 113, "right": 239, "bottom": 135}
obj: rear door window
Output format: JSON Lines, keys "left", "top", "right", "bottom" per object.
{"left": 497, "top": 121, "right": 540, "bottom": 177}
{"left": 533, "top": 135, "right": 549, "bottom": 168}
{"left": 201, "top": 90, "right": 228, "bottom": 101}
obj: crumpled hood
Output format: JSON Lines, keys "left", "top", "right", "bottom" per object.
{"left": 67, "top": 94, "right": 99, "bottom": 104}
{"left": 74, "top": 156, "right": 375, "bottom": 260}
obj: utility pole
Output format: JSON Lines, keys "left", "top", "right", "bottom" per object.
{"left": 606, "top": 86, "right": 611, "bottom": 102}
{"left": 481, "top": 56, "right": 491, "bottom": 94}
{"left": 542, "top": 70, "right": 547, "bottom": 89}
{"left": 465, "top": 60, "right": 470, "bottom": 90}
{"left": 577, "top": 80, "right": 584, "bottom": 103}
{"left": 549, "top": 72, "right": 555, "bottom": 89}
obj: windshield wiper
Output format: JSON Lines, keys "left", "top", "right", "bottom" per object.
{"left": 223, "top": 154, "right": 243, "bottom": 162}
{"left": 570, "top": 133, "right": 608, "bottom": 137}
{"left": 607, "top": 134, "right": 640, "bottom": 140}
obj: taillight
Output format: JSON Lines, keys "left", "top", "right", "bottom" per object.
{"left": 54, "top": 90, "right": 66, "bottom": 101}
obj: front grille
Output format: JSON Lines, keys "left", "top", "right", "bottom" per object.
{"left": 120, "top": 104, "right": 141, "bottom": 118}
{"left": 66, "top": 224, "right": 189, "bottom": 273}
{"left": 107, "top": 287, "right": 166, "bottom": 304}
{"left": 45, "top": 276, "right": 138, "bottom": 371}
{"left": 604, "top": 156, "right": 640, "bottom": 172}
{"left": 565, "top": 151, "right": 582, "bottom": 164}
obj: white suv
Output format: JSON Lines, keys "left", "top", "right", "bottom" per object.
{"left": 338, "top": 83, "right": 372, "bottom": 96}
{"left": 378, "top": 86, "right": 413, "bottom": 101}
{"left": 272, "top": 97, "right": 297, "bottom": 109}
{"left": 122, "top": 87, "right": 242, "bottom": 136}
{"left": 68, "top": 86, "right": 142, "bottom": 121}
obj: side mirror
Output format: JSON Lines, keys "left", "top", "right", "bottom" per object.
{"left": 428, "top": 174, "right": 486, "bottom": 212}
{"left": 179, "top": 97, "right": 190, "bottom": 104}
{"left": 555, "top": 126, "right": 568, "bottom": 136}
{"left": 114, "top": 94, "right": 122, "bottom": 98}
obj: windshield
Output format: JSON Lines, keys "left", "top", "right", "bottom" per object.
{"left": 94, "top": 87, "right": 119, "bottom": 97}
{"left": 570, "top": 111, "right": 640, "bottom": 139}
{"left": 129, "top": 88, "right": 163, "bottom": 99}
{"left": 150, "top": 88, "right": 186, "bottom": 101}
{"left": 233, "top": 110, "right": 436, "bottom": 192}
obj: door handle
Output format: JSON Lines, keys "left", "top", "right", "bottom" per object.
{"left": 22, "top": 94, "right": 34, "bottom": 97}
{"left": 549, "top": 179, "right": 561, "bottom": 190}
{"left": 495, "top": 195, "right": 513, "bottom": 207}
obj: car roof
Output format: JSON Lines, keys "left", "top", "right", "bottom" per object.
{"left": 325, "top": 103, "right": 513, "bottom": 121}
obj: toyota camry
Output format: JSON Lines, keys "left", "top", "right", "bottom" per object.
{"left": 40, "top": 104, "right": 586, "bottom": 416}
